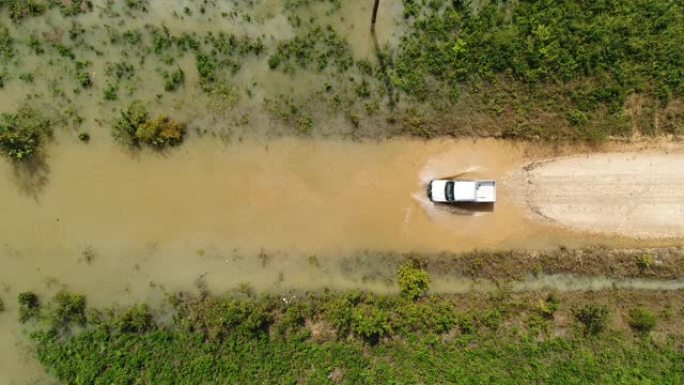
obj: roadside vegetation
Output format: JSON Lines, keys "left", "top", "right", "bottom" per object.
{"left": 23, "top": 265, "right": 684, "bottom": 384}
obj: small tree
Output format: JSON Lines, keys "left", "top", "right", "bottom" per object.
{"left": 397, "top": 263, "right": 430, "bottom": 300}
{"left": 18, "top": 291, "right": 40, "bottom": 323}
{"left": 575, "top": 304, "right": 610, "bottom": 336}
{"left": 628, "top": 307, "right": 656, "bottom": 333}
{"left": 50, "top": 290, "right": 87, "bottom": 327}
{"left": 352, "top": 305, "right": 390, "bottom": 343}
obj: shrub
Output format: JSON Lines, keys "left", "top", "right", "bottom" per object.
{"left": 51, "top": 0, "right": 92, "bottom": 16}
{"left": 636, "top": 254, "right": 654, "bottom": 270}
{"left": 268, "top": 25, "right": 353, "bottom": 73}
{"left": 0, "top": 107, "right": 51, "bottom": 161}
{"left": 78, "top": 132, "right": 90, "bottom": 143}
{"left": 103, "top": 83, "right": 118, "bottom": 100}
{"left": 163, "top": 68, "right": 184, "bottom": 91}
{"left": 113, "top": 304, "right": 154, "bottom": 333}
{"left": 113, "top": 102, "right": 186, "bottom": 148}
{"left": 397, "top": 263, "right": 430, "bottom": 300}
{"left": 628, "top": 307, "right": 656, "bottom": 333}
{"left": 323, "top": 295, "right": 355, "bottom": 335}
{"left": 457, "top": 315, "right": 476, "bottom": 334}
{"left": 575, "top": 304, "right": 610, "bottom": 336}
{"left": 0, "top": 297, "right": 4, "bottom": 312}
{"left": 18, "top": 291, "right": 40, "bottom": 322}
{"left": 135, "top": 116, "right": 186, "bottom": 147}
{"left": 2, "top": 0, "right": 46, "bottom": 22}
{"left": 50, "top": 291, "right": 86, "bottom": 327}
{"left": 112, "top": 101, "right": 148, "bottom": 147}
{"left": 352, "top": 305, "right": 391, "bottom": 343}
{"left": 538, "top": 293, "right": 561, "bottom": 319}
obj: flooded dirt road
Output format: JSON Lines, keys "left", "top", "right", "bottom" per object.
{"left": 2, "top": 137, "right": 684, "bottom": 384}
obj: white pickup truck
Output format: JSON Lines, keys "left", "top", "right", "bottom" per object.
{"left": 427, "top": 179, "right": 496, "bottom": 203}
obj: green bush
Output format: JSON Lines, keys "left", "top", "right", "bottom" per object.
{"left": 49, "top": 291, "right": 86, "bottom": 327}
{"left": 397, "top": 263, "right": 430, "bottom": 300}
{"left": 268, "top": 25, "right": 353, "bottom": 73}
{"left": 18, "top": 291, "right": 40, "bottom": 323}
{"left": 2, "top": 0, "right": 46, "bottom": 22}
{"left": 113, "top": 304, "right": 154, "bottom": 333}
{"left": 112, "top": 101, "right": 148, "bottom": 147}
{"left": 103, "top": 83, "right": 118, "bottom": 101}
{"left": 0, "top": 107, "right": 51, "bottom": 161}
{"left": 352, "top": 304, "right": 391, "bottom": 343}
{"left": 636, "top": 254, "right": 654, "bottom": 270}
{"left": 575, "top": 304, "right": 610, "bottom": 336}
{"left": 0, "top": 297, "right": 4, "bottom": 312}
{"left": 112, "top": 102, "right": 186, "bottom": 148}
{"left": 628, "top": 307, "right": 657, "bottom": 333}
{"left": 163, "top": 68, "right": 184, "bottom": 92}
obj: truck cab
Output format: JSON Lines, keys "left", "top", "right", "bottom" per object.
{"left": 427, "top": 179, "right": 496, "bottom": 203}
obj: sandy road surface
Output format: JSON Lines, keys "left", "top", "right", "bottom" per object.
{"left": 521, "top": 153, "right": 684, "bottom": 238}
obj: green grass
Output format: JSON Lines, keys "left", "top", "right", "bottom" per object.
{"left": 23, "top": 265, "right": 684, "bottom": 385}
{"left": 392, "top": 0, "right": 684, "bottom": 139}
{"left": 30, "top": 289, "right": 683, "bottom": 385}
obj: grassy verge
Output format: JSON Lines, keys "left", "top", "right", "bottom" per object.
{"left": 23, "top": 265, "right": 684, "bottom": 384}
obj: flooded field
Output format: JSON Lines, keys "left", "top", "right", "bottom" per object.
{"left": 1, "top": 1, "right": 684, "bottom": 384}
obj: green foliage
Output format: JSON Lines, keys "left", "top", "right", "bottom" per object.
{"left": 0, "top": 297, "right": 5, "bottom": 312}
{"left": 135, "top": 116, "right": 186, "bottom": 147}
{"left": 194, "top": 33, "right": 263, "bottom": 91}
{"left": 396, "top": 263, "right": 430, "bottom": 300}
{"left": 264, "top": 96, "right": 314, "bottom": 134}
{"left": 112, "top": 101, "right": 148, "bottom": 147}
{"left": 49, "top": 0, "right": 92, "bottom": 16}
{"left": 77, "top": 131, "right": 89, "bottom": 142}
{"left": 125, "top": 0, "right": 148, "bottom": 12}
{"left": 269, "top": 25, "right": 353, "bottom": 73}
{"left": 49, "top": 290, "right": 86, "bottom": 327}
{"left": 0, "top": 26, "right": 14, "bottom": 60}
{"left": 575, "top": 304, "right": 610, "bottom": 336}
{"left": 636, "top": 254, "right": 655, "bottom": 270}
{"left": 1, "top": 0, "right": 46, "bottom": 22}
{"left": 457, "top": 314, "right": 476, "bottom": 334}
{"left": 112, "top": 102, "right": 186, "bottom": 148}
{"left": 29, "top": 292, "right": 684, "bottom": 385}
{"left": 103, "top": 83, "right": 118, "bottom": 100}
{"left": 0, "top": 107, "right": 51, "bottom": 161}
{"left": 538, "top": 293, "right": 561, "bottom": 319}
{"left": 113, "top": 304, "right": 154, "bottom": 333}
{"left": 18, "top": 72, "right": 33, "bottom": 83}
{"left": 395, "top": 0, "right": 684, "bottom": 139}
{"left": 163, "top": 67, "right": 184, "bottom": 91}
{"left": 18, "top": 291, "right": 39, "bottom": 323}
{"left": 352, "top": 304, "right": 391, "bottom": 343}
{"left": 628, "top": 307, "right": 657, "bottom": 333}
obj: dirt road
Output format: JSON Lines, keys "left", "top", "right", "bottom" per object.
{"left": 520, "top": 153, "right": 684, "bottom": 238}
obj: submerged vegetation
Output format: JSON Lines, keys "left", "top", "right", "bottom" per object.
{"left": 112, "top": 101, "right": 186, "bottom": 148}
{"left": 0, "top": 107, "right": 50, "bottom": 161}
{"left": 0, "top": 0, "right": 680, "bottom": 161}
{"left": 24, "top": 265, "right": 684, "bottom": 384}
